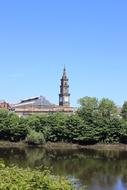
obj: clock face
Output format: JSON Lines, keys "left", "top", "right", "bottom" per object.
{"left": 60, "top": 97, "right": 63, "bottom": 102}
{"left": 64, "top": 96, "right": 69, "bottom": 102}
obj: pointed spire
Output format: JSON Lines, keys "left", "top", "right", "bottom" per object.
{"left": 63, "top": 65, "right": 66, "bottom": 73}
{"left": 62, "top": 65, "right": 67, "bottom": 79}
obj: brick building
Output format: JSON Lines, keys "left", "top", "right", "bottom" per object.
{"left": 0, "top": 101, "right": 11, "bottom": 110}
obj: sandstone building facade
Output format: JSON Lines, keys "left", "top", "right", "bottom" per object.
{"left": 0, "top": 101, "right": 11, "bottom": 110}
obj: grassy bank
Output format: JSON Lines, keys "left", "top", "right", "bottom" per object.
{"left": 0, "top": 162, "right": 74, "bottom": 190}
{"left": 82, "top": 144, "right": 127, "bottom": 151}
{"left": 45, "top": 143, "right": 127, "bottom": 151}
{"left": 0, "top": 141, "right": 127, "bottom": 151}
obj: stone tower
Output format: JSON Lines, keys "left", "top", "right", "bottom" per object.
{"left": 59, "top": 66, "right": 70, "bottom": 107}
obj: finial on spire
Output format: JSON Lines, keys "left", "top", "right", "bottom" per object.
{"left": 64, "top": 64, "right": 66, "bottom": 71}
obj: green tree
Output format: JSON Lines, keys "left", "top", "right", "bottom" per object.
{"left": 119, "top": 120, "right": 127, "bottom": 143}
{"left": 77, "top": 96, "right": 99, "bottom": 123}
{"left": 27, "top": 115, "right": 42, "bottom": 132}
{"left": 65, "top": 114, "right": 85, "bottom": 142}
{"left": 121, "top": 101, "right": 127, "bottom": 120}
{"left": 0, "top": 110, "right": 28, "bottom": 141}
{"left": 0, "top": 109, "right": 9, "bottom": 140}
{"left": 45, "top": 113, "right": 67, "bottom": 142}
{"left": 99, "top": 98, "right": 118, "bottom": 118}
{"left": 7, "top": 112, "right": 23, "bottom": 141}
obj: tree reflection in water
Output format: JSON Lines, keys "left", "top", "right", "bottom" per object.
{"left": 0, "top": 147, "right": 127, "bottom": 190}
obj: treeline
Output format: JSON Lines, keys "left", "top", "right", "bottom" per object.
{"left": 0, "top": 96, "right": 127, "bottom": 145}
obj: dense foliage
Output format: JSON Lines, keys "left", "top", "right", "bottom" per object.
{"left": 0, "top": 96, "right": 127, "bottom": 144}
{"left": 0, "top": 162, "right": 74, "bottom": 190}
{"left": 26, "top": 130, "right": 45, "bottom": 145}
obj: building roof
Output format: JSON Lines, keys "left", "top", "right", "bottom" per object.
{"left": 13, "top": 96, "right": 54, "bottom": 108}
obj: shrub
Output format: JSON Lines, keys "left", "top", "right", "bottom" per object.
{"left": 26, "top": 130, "right": 45, "bottom": 145}
{"left": 0, "top": 162, "right": 74, "bottom": 190}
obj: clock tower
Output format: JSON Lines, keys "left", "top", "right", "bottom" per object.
{"left": 59, "top": 66, "right": 70, "bottom": 107}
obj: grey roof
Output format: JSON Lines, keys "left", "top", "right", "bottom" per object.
{"left": 14, "top": 96, "right": 54, "bottom": 108}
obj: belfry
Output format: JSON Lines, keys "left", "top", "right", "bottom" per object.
{"left": 59, "top": 66, "right": 70, "bottom": 107}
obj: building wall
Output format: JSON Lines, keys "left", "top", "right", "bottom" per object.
{"left": 0, "top": 102, "right": 11, "bottom": 110}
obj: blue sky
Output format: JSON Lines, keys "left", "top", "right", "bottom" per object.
{"left": 0, "top": 0, "right": 127, "bottom": 107}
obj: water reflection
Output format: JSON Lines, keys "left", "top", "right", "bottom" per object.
{"left": 0, "top": 147, "right": 127, "bottom": 190}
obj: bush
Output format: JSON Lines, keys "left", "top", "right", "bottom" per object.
{"left": 0, "top": 162, "right": 74, "bottom": 190}
{"left": 26, "top": 130, "right": 45, "bottom": 145}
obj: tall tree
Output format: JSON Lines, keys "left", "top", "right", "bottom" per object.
{"left": 121, "top": 101, "right": 127, "bottom": 120}
{"left": 77, "top": 96, "right": 99, "bottom": 123}
{"left": 99, "top": 98, "right": 118, "bottom": 118}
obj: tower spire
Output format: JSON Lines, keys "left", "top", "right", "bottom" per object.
{"left": 62, "top": 65, "right": 67, "bottom": 79}
{"left": 59, "top": 66, "right": 70, "bottom": 107}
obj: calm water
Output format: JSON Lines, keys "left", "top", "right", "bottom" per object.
{"left": 0, "top": 147, "right": 127, "bottom": 190}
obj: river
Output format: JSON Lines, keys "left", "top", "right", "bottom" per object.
{"left": 0, "top": 147, "right": 127, "bottom": 190}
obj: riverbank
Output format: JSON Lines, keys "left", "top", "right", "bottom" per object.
{"left": 0, "top": 141, "right": 127, "bottom": 151}
{"left": 44, "top": 143, "right": 127, "bottom": 151}
{"left": 0, "top": 141, "right": 81, "bottom": 149}
{"left": 82, "top": 144, "right": 127, "bottom": 151}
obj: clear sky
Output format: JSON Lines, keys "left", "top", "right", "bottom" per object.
{"left": 0, "top": 0, "right": 127, "bottom": 107}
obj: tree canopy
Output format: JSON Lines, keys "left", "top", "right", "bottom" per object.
{"left": 0, "top": 96, "right": 127, "bottom": 145}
